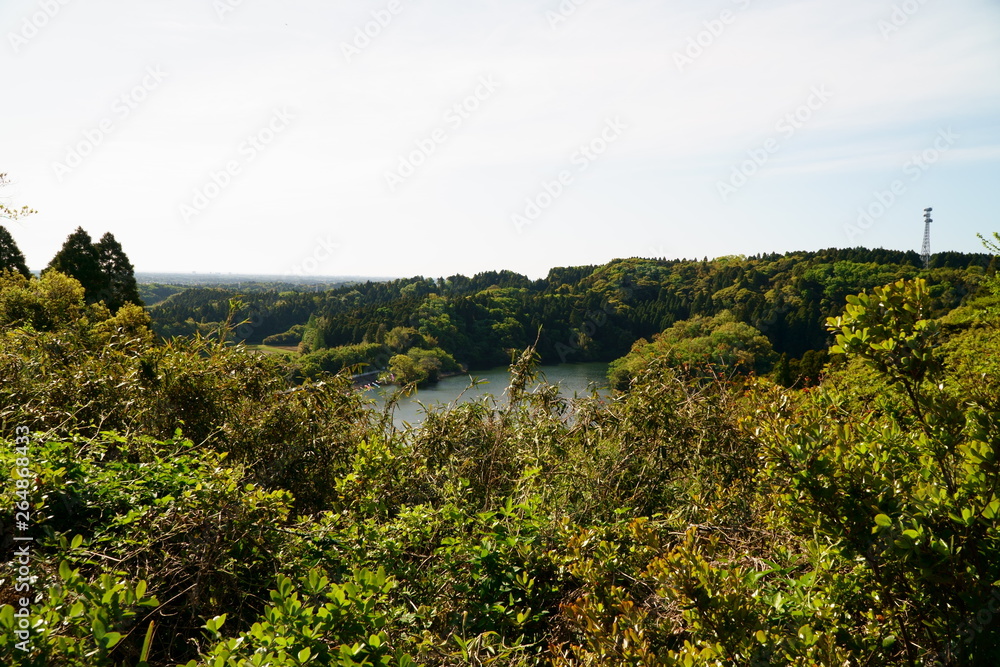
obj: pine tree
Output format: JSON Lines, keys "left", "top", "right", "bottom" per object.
{"left": 96, "top": 232, "right": 143, "bottom": 312}
{"left": 45, "top": 227, "right": 107, "bottom": 304}
{"left": 0, "top": 225, "right": 30, "bottom": 278}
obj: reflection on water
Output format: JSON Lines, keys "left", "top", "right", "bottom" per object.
{"left": 364, "top": 362, "right": 610, "bottom": 427}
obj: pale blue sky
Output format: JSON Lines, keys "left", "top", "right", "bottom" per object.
{"left": 2, "top": 0, "right": 999, "bottom": 279}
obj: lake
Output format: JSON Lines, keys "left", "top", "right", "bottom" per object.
{"left": 364, "top": 362, "right": 610, "bottom": 427}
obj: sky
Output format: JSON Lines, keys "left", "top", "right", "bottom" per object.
{"left": 2, "top": 0, "right": 999, "bottom": 280}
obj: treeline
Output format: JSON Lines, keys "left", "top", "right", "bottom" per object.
{"left": 148, "top": 247, "right": 994, "bottom": 381}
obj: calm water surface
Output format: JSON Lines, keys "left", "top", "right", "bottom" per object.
{"left": 364, "top": 362, "right": 610, "bottom": 427}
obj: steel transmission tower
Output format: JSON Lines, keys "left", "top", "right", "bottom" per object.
{"left": 921, "top": 208, "right": 933, "bottom": 269}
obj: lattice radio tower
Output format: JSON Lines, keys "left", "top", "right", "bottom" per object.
{"left": 921, "top": 208, "right": 933, "bottom": 269}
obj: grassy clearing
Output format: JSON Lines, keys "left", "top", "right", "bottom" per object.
{"left": 246, "top": 344, "right": 300, "bottom": 356}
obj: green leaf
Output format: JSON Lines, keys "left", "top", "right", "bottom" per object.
{"left": 307, "top": 569, "right": 322, "bottom": 594}
{"left": 874, "top": 514, "right": 892, "bottom": 528}
{"left": 140, "top": 620, "right": 156, "bottom": 662}
{"left": 70, "top": 534, "right": 83, "bottom": 549}
{"left": 983, "top": 500, "right": 999, "bottom": 520}
{"left": 92, "top": 618, "right": 107, "bottom": 641}
{"left": 59, "top": 560, "right": 72, "bottom": 581}
{"left": 453, "top": 635, "right": 469, "bottom": 660}
{"left": 204, "top": 614, "right": 227, "bottom": 635}
{"left": 297, "top": 647, "right": 311, "bottom": 663}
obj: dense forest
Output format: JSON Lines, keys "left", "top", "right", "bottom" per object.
{"left": 2, "top": 217, "right": 1000, "bottom": 665}
{"left": 148, "top": 247, "right": 993, "bottom": 386}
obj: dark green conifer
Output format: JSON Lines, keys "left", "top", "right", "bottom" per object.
{"left": 45, "top": 227, "right": 107, "bottom": 304}
{"left": 0, "top": 225, "right": 31, "bottom": 278}
{"left": 96, "top": 232, "right": 143, "bottom": 312}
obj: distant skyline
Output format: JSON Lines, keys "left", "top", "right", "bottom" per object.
{"left": 3, "top": 0, "right": 999, "bottom": 280}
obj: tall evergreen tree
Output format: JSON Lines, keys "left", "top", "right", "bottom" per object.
{"left": 0, "top": 225, "right": 31, "bottom": 278}
{"left": 45, "top": 227, "right": 107, "bottom": 304}
{"left": 96, "top": 232, "right": 142, "bottom": 312}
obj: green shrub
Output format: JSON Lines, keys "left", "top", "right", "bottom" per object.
{"left": 186, "top": 568, "right": 416, "bottom": 667}
{"left": 0, "top": 558, "right": 158, "bottom": 667}
{"left": 0, "top": 432, "right": 293, "bottom": 666}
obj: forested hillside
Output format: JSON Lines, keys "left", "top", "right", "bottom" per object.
{"left": 149, "top": 248, "right": 993, "bottom": 385}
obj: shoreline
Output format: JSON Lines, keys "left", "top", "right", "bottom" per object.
{"left": 359, "top": 362, "right": 611, "bottom": 392}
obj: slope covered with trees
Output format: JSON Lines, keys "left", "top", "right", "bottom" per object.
{"left": 148, "top": 248, "right": 993, "bottom": 386}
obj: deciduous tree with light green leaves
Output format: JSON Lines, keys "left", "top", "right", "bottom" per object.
{"left": 748, "top": 276, "right": 1000, "bottom": 664}
{"left": 607, "top": 310, "right": 775, "bottom": 390}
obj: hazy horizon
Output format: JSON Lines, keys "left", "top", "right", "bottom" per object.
{"left": 21, "top": 242, "right": 985, "bottom": 285}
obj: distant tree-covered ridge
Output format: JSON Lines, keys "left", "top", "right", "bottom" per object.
{"left": 149, "top": 247, "right": 992, "bottom": 385}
